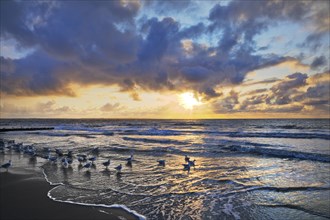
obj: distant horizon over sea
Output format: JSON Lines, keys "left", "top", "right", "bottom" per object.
{"left": 1, "top": 117, "right": 329, "bottom": 120}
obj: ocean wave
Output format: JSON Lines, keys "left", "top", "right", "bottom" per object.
{"left": 47, "top": 186, "right": 146, "bottom": 220}
{"left": 137, "top": 128, "right": 182, "bottom": 136}
{"left": 118, "top": 128, "right": 183, "bottom": 136}
{"left": 125, "top": 129, "right": 330, "bottom": 140}
{"left": 172, "top": 122, "right": 205, "bottom": 126}
{"left": 42, "top": 166, "right": 146, "bottom": 219}
{"left": 54, "top": 125, "right": 114, "bottom": 135}
{"left": 228, "top": 132, "right": 330, "bottom": 140}
{"left": 272, "top": 125, "right": 305, "bottom": 129}
{"left": 122, "top": 137, "right": 187, "bottom": 145}
{"left": 228, "top": 145, "right": 330, "bottom": 162}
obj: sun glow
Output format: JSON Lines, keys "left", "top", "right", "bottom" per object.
{"left": 179, "top": 92, "right": 201, "bottom": 110}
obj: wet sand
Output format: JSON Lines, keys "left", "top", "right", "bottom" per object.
{"left": 0, "top": 170, "right": 138, "bottom": 220}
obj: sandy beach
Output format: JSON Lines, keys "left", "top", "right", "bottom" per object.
{"left": 0, "top": 169, "right": 138, "bottom": 220}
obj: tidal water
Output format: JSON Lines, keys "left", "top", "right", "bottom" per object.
{"left": 1, "top": 119, "right": 329, "bottom": 219}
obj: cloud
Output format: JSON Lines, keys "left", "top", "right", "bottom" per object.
{"left": 100, "top": 102, "right": 123, "bottom": 112}
{"left": 1, "top": 51, "right": 76, "bottom": 96}
{"left": 242, "top": 88, "right": 268, "bottom": 96}
{"left": 211, "top": 71, "right": 329, "bottom": 115}
{"left": 180, "top": 66, "right": 212, "bottom": 83}
{"left": 0, "top": 0, "right": 328, "bottom": 103}
{"left": 311, "top": 56, "right": 327, "bottom": 70}
{"left": 212, "top": 90, "right": 239, "bottom": 113}
{"left": 0, "top": 100, "right": 73, "bottom": 117}
{"left": 0, "top": 56, "right": 15, "bottom": 73}
{"left": 244, "top": 77, "right": 280, "bottom": 86}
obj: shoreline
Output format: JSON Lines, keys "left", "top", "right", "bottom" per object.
{"left": 0, "top": 167, "right": 141, "bottom": 220}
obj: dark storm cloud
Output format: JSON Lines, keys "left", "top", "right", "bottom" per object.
{"left": 311, "top": 56, "right": 327, "bottom": 70}
{"left": 0, "top": 0, "right": 328, "bottom": 102}
{"left": 180, "top": 66, "right": 212, "bottom": 83}
{"left": 0, "top": 57, "right": 15, "bottom": 73}
{"left": 138, "top": 17, "right": 179, "bottom": 62}
{"left": 1, "top": 51, "right": 76, "bottom": 96}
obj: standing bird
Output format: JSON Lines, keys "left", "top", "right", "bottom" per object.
{"left": 157, "top": 160, "right": 166, "bottom": 166}
{"left": 77, "top": 157, "right": 85, "bottom": 164}
{"left": 1, "top": 160, "right": 12, "bottom": 171}
{"left": 115, "top": 164, "right": 122, "bottom": 173}
{"left": 67, "top": 158, "right": 73, "bottom": 165}
{"left": 66, "top": 150, "right": 73, "bottom": 158}
{"left": 182, "top": 163, "right": 191, "bottom": 171}
{"left": 88, "top": 156, "right": 97, "bottom": 163}
{"left": 126, "top": 155, "right": 133, "bottom": 168}
{"left": 62, "top": 158, "right": 69, "bottom": 168}
{"left": 102, "top": 159, "right": 111, "bottom": 169}
{"left": 126, "top": 154, "right": 133, "bottom": 165}
{"left": 48, "top": 155, "right": 58, "bottom": 163}
{"left": 188, "top": 159, "right": 196, "bottom": 167}
{"left": 55, "top": 149, "right": 63, "bottom": 157}
{"left": 83, "top": 162, "right": 92, "bottom": 169}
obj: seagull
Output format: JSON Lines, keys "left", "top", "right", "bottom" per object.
{"left": 48, "top": 155, "right": 58, "bottom": 163}
{"left": 40, "top": 154, "right": 50, "bottom": 160}
{"left": 77, "top": 154, "right": 87, "bottom": 159}
{"left": 77, "top": 157, "right": 85, "bottom": 164}
{"left": 24, "top": 146, "right": 35, "bottom": 155}
{"left": 126, "top": 154, "right": 133, "bottom": 164}
{"left": 184, "top": 155, "right": 190, "bottom": 162}
{"left": 66, "top": 150, "right": 73, "bottom": 158}
{"left": 182, "top": 164, "right": 191, "bottom": 171}
{"left": 1, "top": 160, "right": 11, "bottom": 171}
{"left": 62, "top": 158, "right": 69, "bottom": 168}
{"left": 188, "top": 159, "right": 196, "bottom": 167}
{"left": 83, "top": 162, "right": 92, "bottom": 169}
{"left": 55, "top": 149, "right": 63, "bottom": 157}
{"left": 115, "top": 164, "right": 122, "bottom": 173}
{"left": 102, "top": 159, "right": 110, "bottom": 168}
{"left": 61, "top": 157, "right": 72, "bottom": 166}
{"left": 88, "top": 156, "right": 97, "bottom": 163}
{"left": 13, "top": 143, "right": 23, "bottom": 153}
{"left": 67, "top": 158, "right": 73, "bottom": 165}
{"left": 157, "top": 160, "right": 166, "bottom": 166}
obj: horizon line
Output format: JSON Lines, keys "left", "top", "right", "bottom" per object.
{"left": 1, "top": 117, "right": 329, "bottom": 120}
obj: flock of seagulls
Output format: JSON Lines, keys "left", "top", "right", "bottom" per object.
{"left": 0, "top": 140, "right": 197, "bottom": 174}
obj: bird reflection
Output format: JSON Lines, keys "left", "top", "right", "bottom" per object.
{"left": 101, "top": 169, "right": 111, "bottom": 177}
{"left": 116, "top": 172, "right": 122, "bottom": 181}
{"left": 126, "top": 161, "right": 132, "bottom": 168}
{"left": 83, "top": 170, "right": 91, "bottom": 180}
{"left": 28, "top": 157, "right": 37, "bottom": 167}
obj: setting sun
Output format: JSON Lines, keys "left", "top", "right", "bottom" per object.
{"left": 180, "top": 92, "right": 201, "bottom": 110}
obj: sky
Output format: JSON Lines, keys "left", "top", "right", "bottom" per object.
{"left": 0, "top": 0, "right": 329, "bottom": 119}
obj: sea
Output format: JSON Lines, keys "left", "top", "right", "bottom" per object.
{"left": 0, "top": 119, "right": 329, "bottom": 220}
